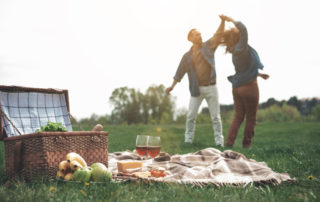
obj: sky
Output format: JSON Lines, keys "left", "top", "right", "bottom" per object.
{"left": 0, "top": 0, "right": 319, "bottom": 119}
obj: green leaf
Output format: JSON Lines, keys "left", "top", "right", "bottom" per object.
{"left": 37, "top": 122, "right": 69, "bottom": 132}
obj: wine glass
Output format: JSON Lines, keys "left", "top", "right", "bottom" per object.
{"left": 147, "top": 136, "right": 161, "bottom": 158}
{"left": 136, "top": 135, "right": 149, "bottom": 159}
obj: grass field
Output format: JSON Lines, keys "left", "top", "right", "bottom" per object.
{"left": 0, "top": 122, "right": 319, "bottom": 201}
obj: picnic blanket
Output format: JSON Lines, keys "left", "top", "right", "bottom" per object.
{"left": 108, "top": 147, "right": 295, "bottom": 186}
{"left": 0, "top": 91, "right": 72, "bottom": 137}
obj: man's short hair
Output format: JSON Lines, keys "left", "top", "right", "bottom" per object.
{"left": 188, "top": 28, "right": 197, "bottom": 41}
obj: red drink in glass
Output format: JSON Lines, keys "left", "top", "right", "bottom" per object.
{"left": 147, "top": 146, "right": 161, "bottom": 158}
{"left": 136, "top": 146, "right": 148, "bottom": 157}
{"left": 136, "top": 135, "right": 148, "bottom": 158}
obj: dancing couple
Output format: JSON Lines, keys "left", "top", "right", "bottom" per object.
{"left": 166, "top": 15, "right": 269, "bottom": 148}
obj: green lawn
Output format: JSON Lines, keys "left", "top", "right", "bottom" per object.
{"left": 0, "top": 122, "right": 320, "bottom": 201}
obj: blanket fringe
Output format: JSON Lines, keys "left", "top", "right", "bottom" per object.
{"left": 112, "top": 175, "right": 294, "bottom": 187}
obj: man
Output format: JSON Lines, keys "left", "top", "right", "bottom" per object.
{"left": 166, "top": 15, "right": 225, "bottom": 146}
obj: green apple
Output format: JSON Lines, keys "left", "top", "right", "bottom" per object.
{"left": 90, "top": 163, "right": 112, "bottom": 182}
{"left": 74, "top": 167, "right": 92, "bottom": 183}
{"left": 91, "top": 162, "right": 107, "bottom": 170}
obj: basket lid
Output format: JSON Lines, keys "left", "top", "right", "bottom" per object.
{"left": 0, "top": 85, "right": 73, "bottom": 139}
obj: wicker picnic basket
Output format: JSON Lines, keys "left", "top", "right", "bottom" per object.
{"left": 0, "top": 85, "right": 108, "bottom": 181}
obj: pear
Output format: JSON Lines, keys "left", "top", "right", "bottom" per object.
{"left": 90, "top": 163, "right": 112, "bottom": 182}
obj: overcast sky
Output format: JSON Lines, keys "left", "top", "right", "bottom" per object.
{"left": 0, "top": 0, "right": 319, "bottom": 119}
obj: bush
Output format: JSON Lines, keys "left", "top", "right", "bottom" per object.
{"left": 311, "top": 104, "right": 320, "bottom": 121}
{"left": 160, "top": 112, "right": 173, "bottom": 124}
{"left": 221, "top": 110, "right": 234, "bottom": 124}
{"left": 258, "top": 104, "right": 301, "bottom": 122}
{"left": 175, "top": 108, "right": 187, "bottom": 124}
{"left": 196, "top": 113, "right": 211, "bottom": 124}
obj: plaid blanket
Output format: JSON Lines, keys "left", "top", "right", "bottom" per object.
{"left": 0, "top": 91, "right": 72, "bottom": 137}
{"left": 109, "top": 148, "right": 294, "bottom": 186}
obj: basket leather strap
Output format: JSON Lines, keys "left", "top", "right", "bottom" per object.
{"left": 2, "top": 111, "right": 22, "bottom": 135}
{"left": 14, "top": 141, "right": 23, "bottom": 176}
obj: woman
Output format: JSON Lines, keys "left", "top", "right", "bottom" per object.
{"left": 221, "top": 16, "right": 269, "bottom": 148}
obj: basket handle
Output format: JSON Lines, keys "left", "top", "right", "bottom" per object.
{"left": 14, "top": 141, "right": 23, "bottom": 176}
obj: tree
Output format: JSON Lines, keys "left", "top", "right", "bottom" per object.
{"left": 140, "top": 91, "right": 150, "bottom": 124}
{"left": 109, "top": 84, "right": 175, "bottom": 125}
{"left": 260, "top": 98, "right": 279, "bottom": 109}
{"left": 287, "top": 96, "right": 301, "bottom": 111}
{"left": 109, "top": 87, "right": 143, "bottom": 124}
{"left": 145, "top": 84, "right": 175, "bottom": 124}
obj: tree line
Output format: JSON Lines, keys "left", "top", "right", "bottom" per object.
{"left": 107, "top": 84, "right": 174, "bottom": 124}
{"left": 73, "top": 85, "right": 320, "bottom": 126}
{"left": 215, "top": 96, "right": 320, "bottom": 116}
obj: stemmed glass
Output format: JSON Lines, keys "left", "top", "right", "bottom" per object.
{"left": 136, "top": 135, "right": 149, "bottom": 159}
{"left": 147, "top": 136, "right": 161, "bottom": 158}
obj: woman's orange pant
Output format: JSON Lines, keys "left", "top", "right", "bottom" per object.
{"left": 226, "top": 78, "right": 259, "bottom": 148}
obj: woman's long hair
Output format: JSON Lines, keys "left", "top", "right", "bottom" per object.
{"left": 221, "top": 28, "right": 240, "bottom": 53}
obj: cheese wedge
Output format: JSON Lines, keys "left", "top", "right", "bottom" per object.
{"left": 117, "top": 161, "right": 143, "bottom": 173}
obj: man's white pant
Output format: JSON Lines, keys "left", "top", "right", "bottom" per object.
{"left": 185, "top": 85, "right": 224, "bottom": 146}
